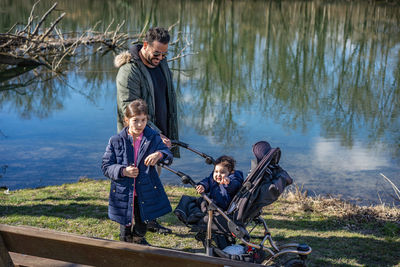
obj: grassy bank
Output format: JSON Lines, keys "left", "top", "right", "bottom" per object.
{"left": 1, "top": 179, "right": 399, "bottom": 267}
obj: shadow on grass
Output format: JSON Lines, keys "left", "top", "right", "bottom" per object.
{"left": 0, "top": 203, "right": 108, "bottom": 219}
{"left": 38, "top": 196, "right": 107, "bottom": 202}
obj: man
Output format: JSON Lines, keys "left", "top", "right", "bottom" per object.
{"left": 114, "top": 27, "right": 179, "bottom": 234}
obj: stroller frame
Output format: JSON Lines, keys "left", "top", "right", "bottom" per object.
{"left": 160, "top": 140, "right": 312, "bottom": 266}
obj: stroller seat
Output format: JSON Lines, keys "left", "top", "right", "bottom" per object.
{"left": 175, "top": 146, "right": 291, "bottom": 229}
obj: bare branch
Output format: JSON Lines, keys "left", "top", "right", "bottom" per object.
{"left": 380, "top": 173, "right": 400, "bottom": 201}
{"left": 54, "top": 26, "right": 65, "bottom": 51}
{"left": 103, "top": 18, "right": 115, "bottom": 35}
{"left": 6, "top": 22, "right": 18, "bottom": 34}
{"left": 137, "top": 20, "right": 149, "bottom": 41}
{"left": 22, "top": 0, "right": 41, "bottom": 35}
{"left": 40, "top": 12, "right": 66, "bottom": 41}
{"left": 0, "top": 39, "right": 13, "bottom": 49}
{"left": 90, "top": 21, "right": 102, "bottom": 32}
{"left": 167, "top": 20, "right": 180, "bottom": 32}
{"left": 168, "top": 52, "right": 198, "bottom": 62}
{"left": 32, "top": 2, "right": 58, "bottom": 36}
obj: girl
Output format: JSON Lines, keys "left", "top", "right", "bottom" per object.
{"left": 101, "top": 99, "right": 172, "bottom": 245}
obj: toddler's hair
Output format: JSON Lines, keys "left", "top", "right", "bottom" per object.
{"left": 215, "top": 155, "right": 236, "bottom": 173}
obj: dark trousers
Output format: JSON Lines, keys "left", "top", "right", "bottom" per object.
{"left": 120, "top": 197, "right": 147, "bottom": 239}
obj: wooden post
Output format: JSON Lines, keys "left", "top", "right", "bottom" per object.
{"left": 0, "top": 232, "right": 14, "bottom": 267}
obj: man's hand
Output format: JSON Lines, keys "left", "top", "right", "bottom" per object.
{"left": 123, "top": 166, "right": 139, "bottom": 178}
{"left": 160, "top": 134, "right": 171, "bottom": 148}
{"left": 144, "top": 151, "right": 163, "bottom": 166}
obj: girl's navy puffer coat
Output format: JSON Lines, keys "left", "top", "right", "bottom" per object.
{"left": 102, "top": 126, "right": 173, "bottom": 225}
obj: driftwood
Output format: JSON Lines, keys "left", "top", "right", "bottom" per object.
{"left": 0, "top": 0, "right": 194, "bottom": 83}
{"left": 0, "top": 1, "right": 143, "bottom": 72}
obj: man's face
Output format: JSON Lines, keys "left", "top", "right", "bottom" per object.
{"left": 142, "top": 41, "right": 168, "bottom": 67}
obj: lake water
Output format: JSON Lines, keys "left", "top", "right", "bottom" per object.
{"left": 1, "top": 0, "right": 399, "bottom": 206}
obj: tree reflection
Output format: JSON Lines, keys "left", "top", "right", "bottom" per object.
{"left": 0, "top": 68, "right": 66, "bottom": 119}
{"left": 0, "top": 0, "right": 399, "bottom": 154}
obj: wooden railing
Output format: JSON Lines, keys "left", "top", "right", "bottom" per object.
{"left": 0, "top": 224, "right": 259, "bottom": 267}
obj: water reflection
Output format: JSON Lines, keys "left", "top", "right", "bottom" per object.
{"left": 0, "top": 0, "right": 399, "bottom": 204}
{"left": 313, "top": 138, "right": 390, "bottom": 172}
{"left": 182, "top": 0, "right": 400, "bottom": 156}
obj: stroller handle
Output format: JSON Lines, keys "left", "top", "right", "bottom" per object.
{"left": 157, "top": 162, "right": 197, "bottom": 187}
{"left": 171, "top": 140, "right": 215, "bottom": 165}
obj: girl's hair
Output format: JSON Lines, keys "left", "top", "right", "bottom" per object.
{"left": 124, "top": 99, "right": 148, "bottom": 126}
{"left": 215, "top": 155, "right": 236, "bottom": 173}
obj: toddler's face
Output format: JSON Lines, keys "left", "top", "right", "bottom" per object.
{"left": 213, "top": 164, "right": 230, "bottom": 184}
{"left": 127, "top": 113, "right": 147, "bottom": 137}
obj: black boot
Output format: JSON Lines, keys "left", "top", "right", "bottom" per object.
{"left": 147, "top": 220, "right": 172, "bottom": 234}
{"left": 132, "top": 235, "right": 150, "bottom": 246}
{"left": 119, "top": 225, "right": 133, "bottom": 242}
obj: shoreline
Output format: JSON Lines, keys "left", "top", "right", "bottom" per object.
{"left": 2, "top": 176, "right": 399, "bottom": 208}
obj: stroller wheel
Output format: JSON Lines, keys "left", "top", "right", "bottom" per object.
{"left": 283, "top": 258, "right": 306, "bottom": 267}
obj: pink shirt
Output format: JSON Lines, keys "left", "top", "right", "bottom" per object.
{"left": 132, "top": 132, "right": 143, "bottom": 167}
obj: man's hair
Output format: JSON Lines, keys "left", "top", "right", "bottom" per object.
{"left": 215, "top": 155, "right": 236, "bottom": 173}
{"left": 145, "top": 27, "right": 170, "bottom": 45}
{"left": 125, "top": 99, "right": 148, "bottom": 119}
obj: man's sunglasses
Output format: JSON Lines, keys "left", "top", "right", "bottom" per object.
{"left": 153, "top": 51, "right": 168, "bottom": 58}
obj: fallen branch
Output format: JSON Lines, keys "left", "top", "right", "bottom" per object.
{"left": 0, "top": 3, "right": 194, "bottom": 74}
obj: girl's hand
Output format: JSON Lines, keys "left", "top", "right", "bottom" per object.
{"left": 123, "top": 166, "right": 139, "bottom": 178}
{"left": 196, "top": 185, "right": 205, "bottom": 194}
{"left": 144, "top": 151, "right": 163, "bottom": 166}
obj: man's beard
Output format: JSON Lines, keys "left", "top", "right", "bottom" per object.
{"left": 142, "top": 51, "right": 158, "bottom": 67}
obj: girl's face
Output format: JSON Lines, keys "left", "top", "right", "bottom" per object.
{"left": 213, "top": 164, "right": 230, "bottom": 184}
{"left": 127, "top": 113, "right": 147, "bottom": 137}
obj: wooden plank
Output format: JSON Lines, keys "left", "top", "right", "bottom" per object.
{"left": 0, "top": 232, "right": 14, "bottom": 267}
{"left": 9, "top": 252, "right": 91, "bottom": 267}
{"left": 0, "top": 224, "right": 259, "bottom": 267}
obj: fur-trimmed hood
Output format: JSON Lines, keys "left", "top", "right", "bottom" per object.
{"left": 114, "top": 44, "right": 142, "bottom": 68}
{"left": 114, "top": 51, "right": 131, "bottom": 68}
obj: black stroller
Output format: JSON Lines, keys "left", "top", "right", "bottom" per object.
{"left": 159, "top": 140, "right": 312, "bottom": 267}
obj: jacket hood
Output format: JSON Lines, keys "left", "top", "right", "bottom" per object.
{"left": 114, "top": 44, "right": 142, "bottom": 68}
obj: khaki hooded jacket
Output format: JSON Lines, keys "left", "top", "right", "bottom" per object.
{"left": 114, "top": 44, "right": 179, "bottom": 156}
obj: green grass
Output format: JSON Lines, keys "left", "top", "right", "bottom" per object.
{"left": 1, "top": 179, "right": 399, "bottom": 267}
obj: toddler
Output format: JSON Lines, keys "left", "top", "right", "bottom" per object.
{"left": 196, "top": 155, "right": 243, "bottom": 211}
